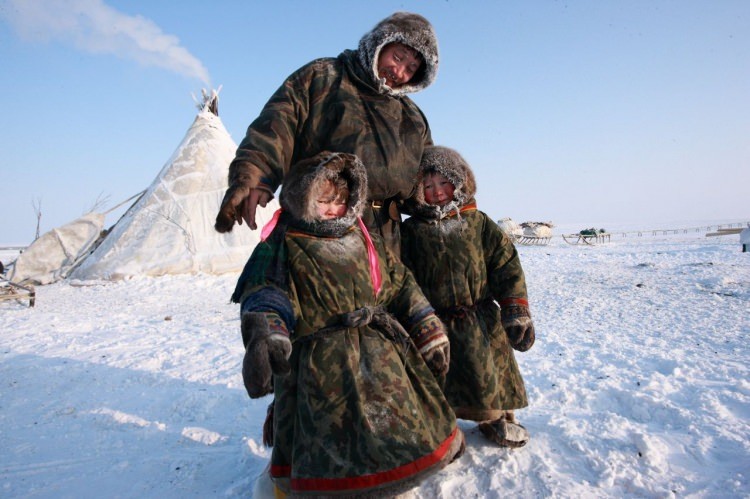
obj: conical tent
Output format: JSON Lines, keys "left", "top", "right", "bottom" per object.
{"left": 8, "top": 212, "right": 105, "bottom": 285}
{"left": 69, "top": 90, "right": 278, "bottom": 281}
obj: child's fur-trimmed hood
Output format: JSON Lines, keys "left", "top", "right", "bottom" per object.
{"left": 280, "top": 151, "right": 368, "bottom": 227}
{"left": 413, "top": 145, "right": 477, "bottom": 214}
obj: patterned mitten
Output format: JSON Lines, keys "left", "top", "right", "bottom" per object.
{"left": 501, "top": 304, "right": 535, "bottom": 352}
{"left": 411, "top": 314, "right": 451, "bottom": 376}
{"left": 241, "top": 312, "right": 292, "bottom": 398}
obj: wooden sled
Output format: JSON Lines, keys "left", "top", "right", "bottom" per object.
{"left": 514, "top": 235, "right": 552, "bottom": 246}
{"left": 562, "top": 232, "right": 611, "bottom": 245}
{"left": 706, "top": 227, "right": 744, "bottom": 237}
{"left": 0, "top": 276, "right": 36, "bottom": 307}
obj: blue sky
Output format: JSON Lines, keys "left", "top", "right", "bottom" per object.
{"left": 1, "top": 0, "right": 748, "bottom": 245}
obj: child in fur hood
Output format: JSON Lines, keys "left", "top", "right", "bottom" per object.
{"left": 401, "top": 145, "right": 536, "bottom": 448}
{"left": 233, "top": 151, "right": 464, "bottom": 497}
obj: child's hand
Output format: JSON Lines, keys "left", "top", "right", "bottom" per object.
{"left": 241, "top": 312, "right": 292, "bottom": 398}
{"left": 412, "top": 314, "right": 451, "bottom": 376}
{"left": 423, "top": 341, "right": 451, "bottom": 377}
{"left": 501, "top": 305, "right": 535, "bottom": 352}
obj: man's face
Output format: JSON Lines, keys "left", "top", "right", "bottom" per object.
{"left": 377, "top": 43, "right": 423, "bottom": 88}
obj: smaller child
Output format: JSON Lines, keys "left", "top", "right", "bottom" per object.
{"left": 234, "top": 151, "right": 464, "bottom": 497}
{"left": 401, "top": 145, "right": 536, "bottom": 448}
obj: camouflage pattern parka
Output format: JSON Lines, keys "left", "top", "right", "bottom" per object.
{"left": 233, "top": 152, "right": 462, "bottom": 497}
{"left": 401, "top": 146, "right": 529, "bottom": 421}
{"left": 226, "top": 12, "right": 439, "bottom": 252}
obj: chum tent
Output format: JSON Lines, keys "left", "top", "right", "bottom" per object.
{"left": 64, "top": 89, "right": 278, "bottom": 281}
{"left": 8, "top": 212, "right": 106, "bottom": 285}
{"left": 8, "top": 191, "right": 143, "bottom": 285}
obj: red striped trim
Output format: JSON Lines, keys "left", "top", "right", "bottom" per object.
{"left": 286, "top": 226, "right": 356, "bottom": 239}
{"left": 498, "top": 297, "right": 529, "bottom": 307}
{"left": 444, "top": 202, "right": 477, "bottom": 218}
{"left": 410, "top": 315, "right": 443, "bottom": 350}
{"left": 459, "top": 202, "right": 477, "bottom": 213}
{"left": 270, "top": 464, "right": 291, "bottom": 476}
{"left": 271, "top": 427, "right": 459, "bottom": 493}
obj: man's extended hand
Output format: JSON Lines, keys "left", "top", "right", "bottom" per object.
{"left": 215, "top": 186, "right": 271, "bottom": 232}
{"left": 241, "top": 189, "right": 271, "bottom": 230}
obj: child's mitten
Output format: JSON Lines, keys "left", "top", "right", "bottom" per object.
{"left": 422, "top": 338, "right": 451, "bottom": 377}
{"left": 241, "top": 311, "right": 292, "bottom": 398}
{"left": 410, "top": 313, "right": 451, "bottom": 376}
{"left": 501, "top": 304, "right": 535, "bottom": 352}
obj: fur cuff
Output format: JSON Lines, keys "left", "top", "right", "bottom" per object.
{"left": 498, "top": 297, "right": 529, "bottom": 309}
{"left": 265, "top": 312, "right": 290, "bottom": 339}
{"left": 501, "top": 304, "right": 531, "bottom": 323}
{"left": 418, "top": 332, "right": 449, "bottom": 356}
{"left": 409, "top": 313, "right": 448, "bottom": 353}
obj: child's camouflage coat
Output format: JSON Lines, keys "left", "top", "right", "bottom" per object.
{"left": 401, "top": 147, "right": 529, "bottom": 421}
{"left": 234, "top": 152, "right": 462, "bottom": 496}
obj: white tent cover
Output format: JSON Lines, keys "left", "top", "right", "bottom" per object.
{"left": 496, "top": 217, "right": 523, "bottom": 238}
{"left": 69, "top": 100, "right": 278, "bottom": 281}
{"left": 8, "top": 212, "right": 105, "bottom": 285}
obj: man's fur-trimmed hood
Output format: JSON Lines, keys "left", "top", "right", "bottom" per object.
{"left": 411, "top": 146, "right": 477, "bottom": 218}
{"left": 357, "top": 11, "right": 439, "bottom": 96}
{"left": 280, "top": 151, "right": 368, "bottom": 227}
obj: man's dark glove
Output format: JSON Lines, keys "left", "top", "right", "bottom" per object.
{"left": 241, "top": 312, "right": 292, "bottom": 398}
{"left": 501, "top": 305, "right": 535, "bottom": 352}
{"left": 215, "top": 184, "right": 251, "bottom": 233}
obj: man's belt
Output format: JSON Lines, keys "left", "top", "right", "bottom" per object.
{"left": 371, "top": 197, "right": 400, "bottom": 222}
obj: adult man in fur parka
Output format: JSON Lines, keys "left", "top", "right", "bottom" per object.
{"left": 401, "top": 145, "right": 536, "bottom": 448}
{"left": 234, "top": 151, "right": 464, "bottom": 497}
{"left": 215, "top": 12, "right": 439, "bottom": 254}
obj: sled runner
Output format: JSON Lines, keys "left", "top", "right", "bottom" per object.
{"left": 705, "top": 227, "right": 744, "bottom": 237}
{"left": 515, "top": 221, "right": 554, "bottom": 246}
{"left": 562, "top": 229, "right": 611, "bottom": 245}
{"left": 0, "top": 275, "right": 35, "bottom": 307}
{"left": 514, "top": 234, "right": 552, "bottom": 245}
{"left": 497, "top": 218, "right": 553, "bottom": 245}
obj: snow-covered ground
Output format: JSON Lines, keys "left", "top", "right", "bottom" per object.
{"left": 1, "top": 222, "right": 748, "bottom": 498}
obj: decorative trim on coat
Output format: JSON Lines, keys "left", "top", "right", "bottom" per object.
{"left": 270, "top": 428, "right": 460, "bottom": 493}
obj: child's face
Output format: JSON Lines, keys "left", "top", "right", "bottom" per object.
{"left": 316, "top": 181, "right": 348, "bottom": 220}
{"left": 423, "top": 172, "right": 455, "bottom": 206}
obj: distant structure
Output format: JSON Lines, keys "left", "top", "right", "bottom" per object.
{"left": 562, "top": 227, "right": 612, "bottom": 245}
{"left": 70, "top": 89, "right": 279, "bottom": 281}
{"left": 9, "top": 212, "right": 106, "bottom": 285}
{"left": 496, "top": 218, "right": 553, "bottom": 245}
{"left": 11, "top": 89, "right": 279, "bottom": 284}
{"left": 496, "top": 217, "right": 523, "bottom": 239}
